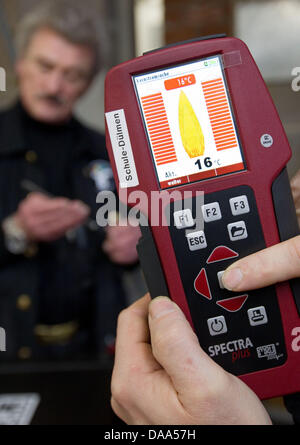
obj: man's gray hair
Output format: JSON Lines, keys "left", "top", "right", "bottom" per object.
{"left": 15, "top": 0, "right": 107, "bottom": 76}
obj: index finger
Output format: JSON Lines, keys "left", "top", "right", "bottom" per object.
{"left": 222, "top": 235, "right": 300, "bottom": 292}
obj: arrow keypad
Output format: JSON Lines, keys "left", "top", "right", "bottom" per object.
{"left": 166, "top": 185, "right": 286, "bottom": 375}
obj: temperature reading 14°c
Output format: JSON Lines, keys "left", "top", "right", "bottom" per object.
{"left": 195, "top": 157, "right": 212, "bottom": 170}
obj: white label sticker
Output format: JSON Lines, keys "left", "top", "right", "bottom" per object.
{"left": 105, "top": 109, "right": 139, "bottom": 188}
{"left": 0, "top": 393, "right": 40, "bottom": 425}
{"left": 260, "top": 134, "right": 273, "bottom": 148}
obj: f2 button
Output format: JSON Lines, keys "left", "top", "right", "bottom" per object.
{"left": 186, "top": 231, "right": 207, "bottom": 251}
{"left": 202, "top": 202, "right": 222, "bottom": 222}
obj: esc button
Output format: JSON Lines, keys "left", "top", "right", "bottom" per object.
{"left": 186, "top": 231, "right": 207, "bottom": 251}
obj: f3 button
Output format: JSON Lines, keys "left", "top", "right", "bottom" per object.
{"left": 229, "top": 195, "right": 250, "bottom": 216}
{"left": 186, "top": 230, "right": 207, "bottom": 251}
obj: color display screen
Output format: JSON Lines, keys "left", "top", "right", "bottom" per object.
{"left": 133, "top": 55, "right": 246, "bottom": 189}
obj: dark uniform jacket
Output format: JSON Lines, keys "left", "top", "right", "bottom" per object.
{"left": 0, "top": 102, "right": 126, "bottom": 361}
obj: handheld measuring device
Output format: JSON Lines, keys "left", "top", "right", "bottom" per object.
{"left": 105, "top": 35, "right": 300, "bottom": 399}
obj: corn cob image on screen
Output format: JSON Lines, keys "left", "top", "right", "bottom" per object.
{"left": 178, "top": 90, "right": 205, "bottom": 158}
{"left": 133, "top": 55, "right": 245, "bottom": 189}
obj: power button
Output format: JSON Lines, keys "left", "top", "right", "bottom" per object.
{"left": 207, "top": 316, "right": 228, "bottom": 336}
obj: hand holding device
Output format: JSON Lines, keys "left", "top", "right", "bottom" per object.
{"left": 111, "top": 294, "right": 272, "bottom": 425}
{"left": 105, "top": 35, "right": 300, "bottom": 399}
{"left": 223, "top": 235, "right": 300, "bottom": 292}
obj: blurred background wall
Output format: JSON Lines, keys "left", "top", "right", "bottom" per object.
{"left": 0, "top": 0, "right": 298, "bottom": 175}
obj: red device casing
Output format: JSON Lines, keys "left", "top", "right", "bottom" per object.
{"left": 105, "top": 36, "right": 300, "bottom": 399}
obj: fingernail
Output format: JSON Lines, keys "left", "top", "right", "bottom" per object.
{"left": 149, "top": 297, "right": 176, "bottom": 320}
{"left": 222, "top": 268, "right": 243, "bottom": 290}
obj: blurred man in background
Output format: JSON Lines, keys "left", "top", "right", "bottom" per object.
{"left": 0, "top": 0, "right": 140, "bottom": 361}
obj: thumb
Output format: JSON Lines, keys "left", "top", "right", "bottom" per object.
{"left": 148, "top": 297, "right": 226, "bottom": 398}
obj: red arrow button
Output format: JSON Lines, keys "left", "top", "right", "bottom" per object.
{"left": 207, "top": 246, "right": 239, "bottom": 264}
{"left": 216, "top": 295, "right": 248, "bottom": 312}
{"left": 194, "top": 268, "right": 212, "bottom": 300}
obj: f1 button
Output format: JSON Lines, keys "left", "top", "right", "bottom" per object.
{"left": 207, "top": 316, "right": 228, "bottom": 336}
{"left": 174, "top": 209, "right": 194, "bottom": 229}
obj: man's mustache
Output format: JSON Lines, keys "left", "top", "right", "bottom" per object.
{"left": 36, "top": 94, "right": 67, "bottom": 106}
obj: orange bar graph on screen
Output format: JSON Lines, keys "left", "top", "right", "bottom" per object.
{"left": 141, "top": 93, "right": 177, "bottom": 166}
{"left": 202, "top": 78, "right": 238, "bottom": 151}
